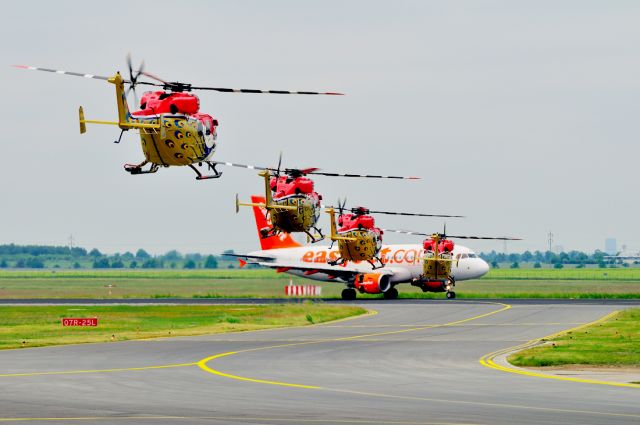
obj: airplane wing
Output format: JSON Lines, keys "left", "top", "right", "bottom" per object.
{"left": 223, "top": 253, "right": 396, "bottom": 280}
{"left": 223, "top": 253, "right": 275, "bottom": 261}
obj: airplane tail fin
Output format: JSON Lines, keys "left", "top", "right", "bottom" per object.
{"left": 250, "top": 195, "right": 301, "bottom": 250}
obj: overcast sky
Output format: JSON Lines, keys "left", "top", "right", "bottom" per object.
{"left": 2, "top": 1, "right": 639, "bottom": 255}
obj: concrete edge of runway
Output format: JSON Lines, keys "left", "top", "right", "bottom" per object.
{"left": 1, "top": 297, "right": 640, "bottom": 305}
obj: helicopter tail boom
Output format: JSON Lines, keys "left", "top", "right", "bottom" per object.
{"left": 77, "top": 105, "right": 161, "bottom": 135}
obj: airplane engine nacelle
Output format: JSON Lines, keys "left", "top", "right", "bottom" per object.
{"left": 354, "top": 273, "right": 391, "bottom": 294}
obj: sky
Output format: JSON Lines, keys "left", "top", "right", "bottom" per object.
{"left": 1, "top": 0, "right": 639, "bottom": 255}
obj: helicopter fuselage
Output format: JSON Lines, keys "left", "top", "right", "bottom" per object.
{"left": 334, "top": 212, "right": 383, "bottom": 262}
{"left": 130, "top": 91, "right": 218, "bottom": 167}
{"left": 336, "top": 227, "right": 383, "bottom": 262}
{"left": 270, "top": 193, "right": 321, "bottom": 233}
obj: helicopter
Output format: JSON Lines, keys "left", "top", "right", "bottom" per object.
{"left": 325, "top": 200, "right": 464, "bottom": 269}
{"left": 215, "top": 157, "right": 419, "bottom": 243}
{"left": 385, "top": 227, "right": 520, "bottom": 298}
{"left": 13, "top": 56, "right": 343, "bottom": 180}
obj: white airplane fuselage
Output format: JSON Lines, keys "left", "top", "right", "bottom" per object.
{"left": 248, "top": 243, "right": 490, "bottom": 284}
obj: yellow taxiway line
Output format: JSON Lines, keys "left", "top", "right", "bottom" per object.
{"left": 197, "top": 302, "right": 512, "bottom": 387}
{"left": 479, "top": 310, "right": 640, "bottom": 389}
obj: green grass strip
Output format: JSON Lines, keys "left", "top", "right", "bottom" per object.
{"left": 508, "top": 308, "right": 640, "bottom": 367}
{"left": 0, "top": 304, "right": 366, "bottom": 350}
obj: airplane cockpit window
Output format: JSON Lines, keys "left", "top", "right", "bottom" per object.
{"left": 455, "top": 253, "right": 461, "bottom": 260}
{"left": 461, "top": 253, "right": 469, "bottom": 259}
{"left": 468, "top": 253, "right": 477, "bottom": 258}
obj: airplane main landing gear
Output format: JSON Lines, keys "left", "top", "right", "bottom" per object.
{"left": 383, "top": 287, "right": 398, "bottom": 300}
{"left": 341, "top": 288, "right": 357, "bottom": 301}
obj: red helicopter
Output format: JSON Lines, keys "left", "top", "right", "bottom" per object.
{"left": 217, "top": 156, "right": 420, "bottom": 242}
{"left": 386, "top": 227, "right": 521, "bottom": 298}
{"left": 14, "top": 55, "right": 343, "bottom": 180}
{"left": 326, "top": 200, "right": 463, "bottom": 269}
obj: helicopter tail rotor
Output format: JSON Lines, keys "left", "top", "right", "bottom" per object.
{"left": 78, "top": 106, "right": 87, "bottom": 134}
{"left": 126, "top": 53, "right": 146, "bottom": 107}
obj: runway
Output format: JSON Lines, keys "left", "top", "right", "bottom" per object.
{"left": 1, "top": 300, "right": 639, "bottom": 424}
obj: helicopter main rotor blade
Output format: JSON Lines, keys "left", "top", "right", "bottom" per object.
{"left": 210, "top": 161, "right": 270, "bottom": 172}
{"left": 382, "top": 229, "right": 521, "bottom": 240}
{"left": 367, "top": 210, "right": 464, "bottom": 218}
{"left": 191, "top": 85, "right": 344, "bottom": 95}
{"left": 446, "top": 235, "right": 522, "bottom": 240}
{"left": 213, "top": 160, "right": 420, "bottom": 180}
{"left": 12, "top": 65, "right": 128, "bottom": 83}
{"left": 141, "top": 70, "right": 169, "bottom": 85}
{"left": 306, "top": 171, "right": 420, "bottom": 179}
{"left": 382, "top": 229, "right": 430, "bottom": 236}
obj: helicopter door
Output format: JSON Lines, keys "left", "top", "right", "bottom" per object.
{"left": 203, "top": 120, "right": 216, "bottom": 149}
{"left": 197, "top": 120, "right": 216, "bottom": 150}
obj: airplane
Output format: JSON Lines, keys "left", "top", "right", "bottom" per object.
{"left": 227, "top": 196, "right": 491, "bottom": 300}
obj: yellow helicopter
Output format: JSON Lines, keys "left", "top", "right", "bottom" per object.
{"left": 386, "top": 227, "right": 520, "bottom": 298}
{"left": 326, "top": 200, "right": 463, "bottom": 269}
{"left": 13, "top": 56, "right": 343, "bottom": 180}
{"left": 217, "top": 157, "right": 420, "bottom": 242}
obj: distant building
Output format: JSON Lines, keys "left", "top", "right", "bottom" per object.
{"left": 605, "top": 238, "right": 617, "bottom": 255}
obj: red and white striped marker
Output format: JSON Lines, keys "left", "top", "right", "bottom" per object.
{"left": 285, "top": 282, "right": 322, "bottom": 296}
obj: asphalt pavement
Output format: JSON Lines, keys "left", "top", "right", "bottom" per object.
{"left": 0, "top": 299, "right": 639, "bottom": 424}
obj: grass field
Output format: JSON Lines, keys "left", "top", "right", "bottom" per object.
{"left": 0, "top": 269, "right": 638, "bottom": 299}
{"left": 2, "top": 267, "right": 640, "bottom": 281}
{"left": 508, "top": 308, "right": 640, "bottom": 367}
{"left": 486, "top": 268, "right": 640, "bottom": 281}
{"left": 0, "top": 304, "right": 366, "bottom": 350}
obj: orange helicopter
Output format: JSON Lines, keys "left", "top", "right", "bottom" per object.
{"left": 215, "top": 156, "right": 420, "bottom": 242}
{"left": 13, "top": 56, "right": 343, "bottom": 180}
{"left": 325, "top": 200, "right": 463, "bottom": 269}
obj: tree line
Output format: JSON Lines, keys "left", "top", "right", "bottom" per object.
{"left": 0, "top": 244, "right": 628, "bottom": 270}
{"left": 478, "top": 249, "right": 626, "bottom": 269}
{"left": 0, "top": 244, "right": 235, "bottom": 269}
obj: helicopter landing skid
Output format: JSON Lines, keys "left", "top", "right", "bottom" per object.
{"left": 189, "top": 162, "right": 223, "bottom": 180}
{"left": 124, "top": 162, "right": 159, "bottom": 175}
{"left": 305, "top": 227, "right": 325, "bottom": 244}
